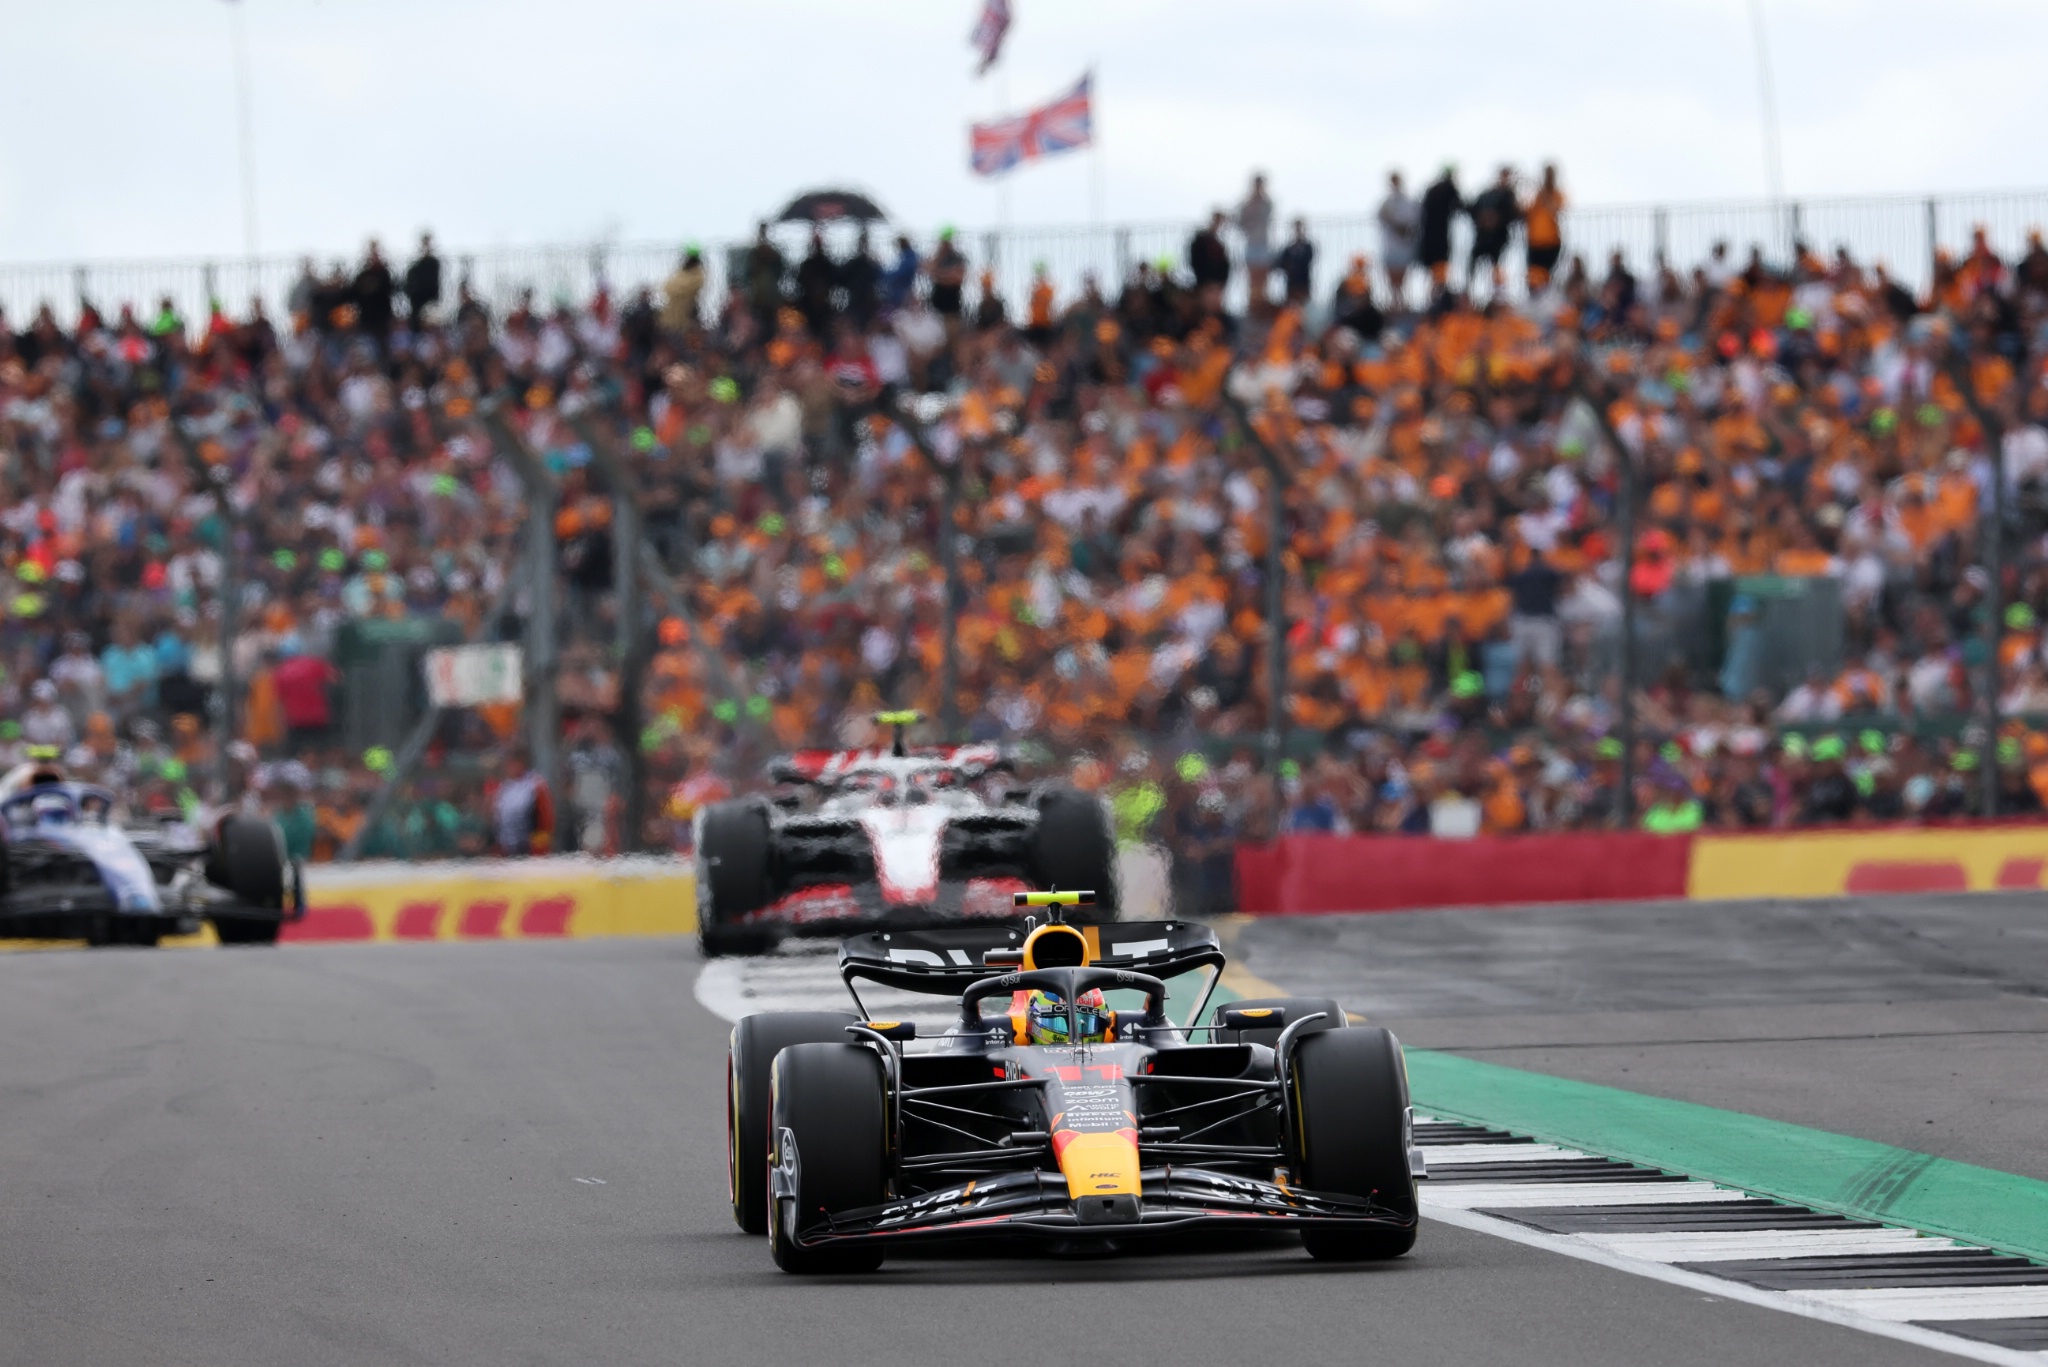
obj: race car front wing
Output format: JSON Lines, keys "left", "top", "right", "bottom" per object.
{"left": 772, "top": 1159, "right": 1415, "bottom": 1249}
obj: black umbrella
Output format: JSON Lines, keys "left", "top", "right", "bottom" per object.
{"left": 774, "top": 189, "right": 888, "bottom": 224}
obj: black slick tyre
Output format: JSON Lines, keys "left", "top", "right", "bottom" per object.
{"left": 697, "top": 803, "right": 776, "bottom": 956}
{"left": 1211, "top": 996, "right": 1348, "bottom": 1050}
{"left": 1291, "top": 1026, "right": 1418, "bottom": 1261}
{"left": 727, "top": 1011, "right": 858, "bottom": 1235}
{"left": 767, "top": 1042, "right": 887, "bottom": 1274}
{"left": 207, "top": 817, "right": 288, "bottom": 946}
{"left": 1031, "top": 786, "right": 1118, "bottom": 921}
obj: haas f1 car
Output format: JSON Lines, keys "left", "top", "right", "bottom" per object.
{"left": 0, "top": 758, "right": 302, "bottom": 946}
{"left": 693, "top": 713, "right": 1117, "bottom": 955}
{"left": 725, "top": 892, "right": 1423, "bottom": 1272}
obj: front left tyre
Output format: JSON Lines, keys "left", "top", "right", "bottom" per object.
{"left": 766, "top": 1042, "right": 887, "bottom": 1274}
{"left": 727, "top": 1011, "right": 859, "bottom": 1235}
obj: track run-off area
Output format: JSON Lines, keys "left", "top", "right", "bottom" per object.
{"left": 3, "top": 892, "right": 2046, "bottom": 1366}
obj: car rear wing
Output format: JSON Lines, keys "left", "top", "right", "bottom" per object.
{"left": 767, "top": 743, "right": 1008, "bottom": 785}
{"left": 837, "top": 920, "right": 1225, "bottom": 996}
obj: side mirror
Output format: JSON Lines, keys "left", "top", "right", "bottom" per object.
{"left": 983, "top": 949, "right": 1023, "bottom": 967}
{"left": 1220, "top": 1006, "right": 1285, "bottom": 1032}
{"left": 855, "top": 1020, "right": 917, "bottom": 1042}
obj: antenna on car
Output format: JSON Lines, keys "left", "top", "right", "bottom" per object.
{"left": 872, "top": 709, "right": 922, "bottom": 758}
{"left": 1013, "top": 888, "right": 1094, "bottom": 927}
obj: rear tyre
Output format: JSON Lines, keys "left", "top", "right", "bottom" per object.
{"left": 1031, "top": 787, "right": 1118, "bottom": 921}
{"left": 767, "top": 1042, "right": 887, "bottom": 1274}
{"left": 697, "top": 803, "right": 776, "bottom": 956}
{"left": 1291, "top": 1026, "right": 1418, "bottom": 1262}
{"left": 727, "top": 1011, "right": 859, "bottom": 1235}
{"left": 1211, "top": 996, "right": 1348, "bottom": 1050}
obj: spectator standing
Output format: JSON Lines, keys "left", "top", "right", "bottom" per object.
{"left": 1236, "top": 173, "right": 1276, "bottom": 308}
{"left": 795, "top": 228, "right": 839, "bottom": 338}
{"left": 22, "top": 680, "right": 74, "bottom": 750}
{"left": 879, "top": 234, "right": 921, "bottom": 315}
{"left": 272, "top": 645, "right": 340, "bottom": 754}
{"left": 1506, "top": 548, "right": 1565, "bottom": 669}
{"left": 1377, "top": 172, "right": 1420, "bottom": 304}
{"left": 1524, "top": 163, "right": 1566, "bottom": 291}
{"left": 842, "top": 229, "right": 882, "bottom": 329}
{"left": 490, "top": 749, "right": 554, "bottom": 856}
{"left": 102, "top": 621, "right": 159, "bottom": 726}
{"left": 288, "top": 257, "right": 319, "bottom": 321}
{"left": 743, "top": 222, "right": 787, "bottom": 333}
{"left": 353, "top": 241, "right": 396, "bottom": 347}
{"left": 1419, "top": 165, "right": 1464, "bottom": 290}
{"left": 403, "top": 233, "right": 442, "bottom": 324}
{"left": 928, "top": 229, "right": 968, "bottom": 321}
{"left": 661, "top": 247, "right": 706, "bottom": 334}
{"left": 1469, "top": 166, "right": 1521, "bottom": 296}
{"left": 1275, "top": 218, "right": 1316, "bottom": 306}
{"left": 1189, "top": 210, "right": 1232, "bottom": 295}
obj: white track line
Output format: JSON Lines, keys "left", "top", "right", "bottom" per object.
{"left": 1427, "top": 1204, "right": 2046, "bottom": 1367}
{"left": 1419, "top": 1142, "right": 1590, "bottom": 1164}
{"left": 1420, "top": 1180, "right": 1743, "bottom": 1209}
{"left": 1581, "top": 1229, "right": 1963, "bottom": 1263}
{"left": 1793, "top": 1287, "right": 2048, "bottom": 1323}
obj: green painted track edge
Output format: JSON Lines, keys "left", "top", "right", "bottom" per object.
{"left": 1405, "top": 1047, "right": 2048, "bottom": 1264}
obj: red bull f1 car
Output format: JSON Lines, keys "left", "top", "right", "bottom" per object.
{"left": 693, "top": 713, "right": 1117, "bottom": 955}
{"left": 725, "top": 892, "right": 1423, "bottom": 1272}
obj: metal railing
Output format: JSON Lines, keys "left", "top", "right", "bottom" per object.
{"left": 5, "top": 186, "right": 2047, "bottom": 335}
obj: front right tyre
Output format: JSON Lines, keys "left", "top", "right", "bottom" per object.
{"left": 1290, "top": 1025, "right": 1419, "bottom": 1261}
{"left": 766, "top": 1042, "right": 887, "bottom": 1274}
{"left": 726, "top": 1012, "right": 858, "bottom": 1235}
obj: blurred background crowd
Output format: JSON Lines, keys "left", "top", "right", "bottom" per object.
{"left": 4, "top": 161, "right": 2048, "bottom": 909}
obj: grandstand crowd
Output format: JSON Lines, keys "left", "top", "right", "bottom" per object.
{"left": 5, "top": 163, "right": 2048, "bottom": 904}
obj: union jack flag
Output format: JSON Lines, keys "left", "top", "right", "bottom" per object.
{"left": 969, "top": 0, "right": 1011, "bottom": 76}
{"left": 969, "top": 73, "right": 1093, "bottom": 179}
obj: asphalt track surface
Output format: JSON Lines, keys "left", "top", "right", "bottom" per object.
{"left": 2, "top": 895, "right": 2037, "bottom": 1367}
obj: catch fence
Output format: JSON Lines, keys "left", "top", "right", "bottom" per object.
{"left": 4, "top": 187, "right": 2047, "bottom": 335}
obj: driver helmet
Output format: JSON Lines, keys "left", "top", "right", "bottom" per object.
{"left": 30, "top": 792, "right": 74, "bottom": 826}
{"left": 1026, "top": 988, "right": 1111, "bottom": 1045}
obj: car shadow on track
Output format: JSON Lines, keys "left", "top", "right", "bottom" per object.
{"left": 682, "top": 1229, "right": 1415, "bottom": 1286}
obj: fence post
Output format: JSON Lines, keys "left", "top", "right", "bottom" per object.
{"left": 1115, "top": 227, "right": 1132, "bottom": 284}
{"left": 1654, "top": 207, "right": 1669, "bottom": 268}
{"left": 212, "top": 463, "right": 240, "bottom": 800}
{"left": 73, "top": 266, "right": 88, "bottom": 319}
{"left": 1789, "top": 201, "right": 1804, "bottom": 258}
{"left": 202, "top": 262, "right": 218, "bottom": 309}
{"left": 480, "top": 406, "right": 569, "bottom": 855}
{"left": 1925, "top": 197, "right": 1940, "bottom": 278}
{"left": 1224, "top": 392, "right": 1292, "bottom": 772}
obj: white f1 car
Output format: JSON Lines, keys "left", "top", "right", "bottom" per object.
{"left": 0, "top": 758, "right": 301, "bottom": 946}
{"left": 693, "top": 713, "right": 1117, "bottom": 955}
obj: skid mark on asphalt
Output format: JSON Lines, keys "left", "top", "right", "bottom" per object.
{"left": 698, "top": 953, "right": 2048, "bottom": 1363}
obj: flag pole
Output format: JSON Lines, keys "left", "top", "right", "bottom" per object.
{"left": 994, "top": 57, "right": 1010, "bottom": 271}
{"left": 1087, "top": 68, "right": 1104, "bottom": 274}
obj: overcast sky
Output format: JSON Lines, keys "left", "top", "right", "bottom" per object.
{"left": 2, "top": 0, "right": 2044, "bottom": 265}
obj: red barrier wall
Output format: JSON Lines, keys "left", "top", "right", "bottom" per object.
{"left": 1234, "top": 831, "right": 1695, "bottom": 914}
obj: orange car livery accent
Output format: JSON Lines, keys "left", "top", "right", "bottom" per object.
{"left": 1051, "top": 1128, "right": 1141, "bottom": 1199}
